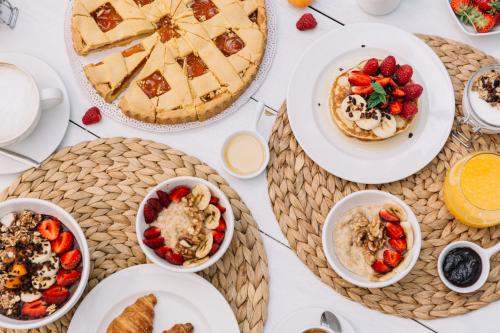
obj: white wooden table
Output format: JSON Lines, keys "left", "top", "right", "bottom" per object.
{"left": 0, "top": 1, "right": 498, "bottom": 332}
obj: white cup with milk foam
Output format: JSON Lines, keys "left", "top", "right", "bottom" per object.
{"left": 0, "top": 63, "right": 63, "bottom": 147}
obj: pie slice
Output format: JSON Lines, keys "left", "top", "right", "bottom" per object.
{"left": 72, "top": 0, "right": 155, "bottom": 55}
{"left": 106, "top": 294, "right": 157, "bottom": 333}
{"left": 163, "top": 323, "right": 194, "bottom": 333}
{"left": 84, "top": 32, "right": 158, "bottom": 102}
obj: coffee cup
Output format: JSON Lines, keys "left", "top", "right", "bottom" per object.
{"left": 356, "top": 0, "right": 401, "bottom": 16}
{"left": 0, "top": 62, "right": 63, "bottom": 147}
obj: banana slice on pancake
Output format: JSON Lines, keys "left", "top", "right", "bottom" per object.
{"left": 372, "top": 113, "right": 397, "bottom": 139}
{"left": 340, "top": 95, "right": 366, "bottom": 121}
{"left": 356, "top": 109, "right": 381, "bottom": 130}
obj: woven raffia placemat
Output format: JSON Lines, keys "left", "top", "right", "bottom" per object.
{"left": 0, "top": 138, "right": 268, "bottom": 333}
{"left": 267, "top": 34, "right": 500, "bottom": 320}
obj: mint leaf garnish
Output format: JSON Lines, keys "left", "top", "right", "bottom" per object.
{"left": 367, "top": 81, "right": 387, "bottom": 108}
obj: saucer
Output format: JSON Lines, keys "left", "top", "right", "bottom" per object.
{"left": 272, "top": 307, "right": 356, "bottom": 333}
{"left": 0, "top": 53, "right": 70, "bottom": 174}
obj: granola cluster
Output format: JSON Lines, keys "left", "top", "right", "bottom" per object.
{"left": 472, "top": 69, "right": 500, "bottom": 109}
{"left": 351, "top": 211, "right": 385, "bottom": 263}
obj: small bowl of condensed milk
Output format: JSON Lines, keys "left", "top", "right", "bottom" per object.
{"left": 221, "top": 102, "right": 270, "bottom": 179}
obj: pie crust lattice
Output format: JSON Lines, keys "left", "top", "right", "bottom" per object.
{"left": 72, "top": 0, "right": 268, "bottom": 125}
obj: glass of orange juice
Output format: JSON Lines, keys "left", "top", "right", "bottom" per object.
{"left": 443, "top": 152, "right": 500, "bottom": 228}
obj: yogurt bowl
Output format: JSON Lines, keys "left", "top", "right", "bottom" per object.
{"left": 0, "top": 198, "right": 90, "bottom": 330}
{"left": 322, "top": 190, "right": 421, "bottom": 288}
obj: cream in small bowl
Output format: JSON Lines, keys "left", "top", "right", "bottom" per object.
{"left": 221, "top": 130, "right": 269, "bottom": 179}
{"left": 322, "top": 190, "right": 421, "bottom": 288}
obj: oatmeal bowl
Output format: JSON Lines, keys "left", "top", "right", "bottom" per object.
{"left": 136, "top": 176, "right": 235, "bottom": 273}
{"left": 322, "top": 190, "right": 421, "bottom": 288}
{"left": 0, "top": 198, "right": 90, "bottom": 330}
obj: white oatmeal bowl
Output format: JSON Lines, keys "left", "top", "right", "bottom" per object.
{"left": 322, "top": 190, "right": 421, "bottom": 288}
{"left": 136, "top": 176, "right": 235, "bottom": 273}
{"left": 0, "top": 198, "right": 90, "bottom": 330}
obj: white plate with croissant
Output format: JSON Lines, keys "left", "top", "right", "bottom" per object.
{"left": 68, "top": 264, "right": 239, "bottom": 333}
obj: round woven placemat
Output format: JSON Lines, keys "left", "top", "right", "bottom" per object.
{"left": 267, "top": 34, "right": 500, "bottom": 320}
{"left": 0, "top": 138, "right": 268, "bottom": 333}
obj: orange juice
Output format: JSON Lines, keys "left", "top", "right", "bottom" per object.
{"left": 443, "top": 152, "right": 500, "bottom": 228}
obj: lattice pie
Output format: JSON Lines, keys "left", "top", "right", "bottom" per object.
{"left": 72, "top": 0, "right": 267, "bottom": 124}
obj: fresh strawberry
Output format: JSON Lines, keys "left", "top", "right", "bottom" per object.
{"left": 383, "top": 249, "right": 402, "bottom": 268}
{"left": 51, "top": 231, "right": 74, "bottom": 254}
{"left": 380, "top": 55, "right": 397, "bottom": 77}
{"left": 371, "top": 259, "right": 391, "bottom": 274}
{"left": 351, "top": 85, "right": 374, "bottom": 95}
{"left": 213, "top": 230, "right": 225, "bottom": 244}
{"left": 82, "top": 106, "right": 101, "bottom": 125}
{"left": 143, "top": 236, "right": 165, "bottom": 249}
{"left": 348, "top": 71, "right": 372, "bottom": 86}
{"left": 216, "top": 218, "right": 227, "bottom": 232}
{"left": 144, "top": 226, "right": 161, "bottom": 239}
{"left": 379, "top": 208, "right": 400, "bottom": 222}
{"left": 56, "top": 270, "right": 81, "bottom": 287}
{"left": 374, "top": 77, "right": 391, "bottom": 87}
{"left": 169, "top": 186, "right": 191, "bottom": 202}
{"left": 474, "top": 0, "right": 500, "bottom": 13}
{"left": 215, "top": 203, "right": 226, "bottom": 214}
{"left": 154, "top": 245, "right": 171, "bottom": 258}
{"left": 474, "top": 13, "right": 497, "bottom": 32}
{"left": 209, "top": 243, "right": 220, "bottom": 256}
{"left": 389, "top": 238, "right": 407, "bottom": 253}
{"left": 210, "top": 196, "right": 220, "bottom": 204}
{"left": 42, "top": 285, "right": 70, "bottom": 305}
{"left": 400, "top": 101, "right": 419, "bottom": 119}
{"left": 451, "top": 0, "right": 471, "bottom": 13}
{"left": 156, "top": 190, "right": 171, "bottom": 208}
{"left": 385, "top": 222, "right": 405, "bottom": 239}
{"left": 391, "top": 88, "right": 406, "bottom": 97}
{"left": 403, "top": 83, "right": 423, "bottom": 100}
{"left": 296, "top": 13, "right": 317, "bottom": 31}
{"left": 147, "top": 198, "right": 162, "bottom": 212}
{"left": 21, "top": 300, "right": 47, "bottom": 319}
{"left": 389, "top": 101, "right": 403, "bottom": 115}
{"left": 37, "top": 218, "right": 61, "bottom": 241}
{"left": 363, "top": 58, "right": 379, "bottom": 75}
{"left": 143, "top": 203, "right": 158, "bottom": 224}
{"left": 164, "top": 250, "right": 184, "bottom": 265}
{"left": 394, "top": 64, "right": 413, "bottom": 86}
{"left": 60, "top": 249, "right": 82, "bottom": 270}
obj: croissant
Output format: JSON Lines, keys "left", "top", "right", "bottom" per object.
{"left": 107, "top": 294, "right": 157, "bottom": 333}
{"left": 163, "top": 323, "right": 194, "bottom": 333}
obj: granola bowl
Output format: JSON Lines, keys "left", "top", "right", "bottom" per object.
{"left": 136, "top": 177, "right": 235, "bottom": 273}
{"left": 322, "top": 190, "right": 421, "bottom": 288}
{"left": 0, "top": 198, "right": 90, "bottom": 330}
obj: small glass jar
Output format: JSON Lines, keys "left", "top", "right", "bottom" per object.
{"left": 461, "top": 64, "right": 500, "bottom": 134}
{"left": 443, "top": 152, "right": 500, "bottom": 229}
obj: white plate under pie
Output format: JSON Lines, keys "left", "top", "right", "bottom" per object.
{"left": 68, "top": 264, "right": 239, "bottom": 333}
{"left": 0, "top": 53, "right": 70, "bottom": 175}
{"left": 63, "top": 1, "right": 277, "bottom": 133}
{"left": 287, "top": 23, "right": 455, "bottom": 184}
{"left": 271, "top": 307, "right": 356, "bottom": 333}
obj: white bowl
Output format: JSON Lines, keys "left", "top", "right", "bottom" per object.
{"left": 322, "top": 190, "right": 421, "bottom": 288}
{"left": 136, "top": 176, "right": 235, "bottom": 273}
{"left": 446, "top": 0, "right": 500, "bottom": 36}
{"left": 0, "top": 198, "right": 90, "bottom": 330}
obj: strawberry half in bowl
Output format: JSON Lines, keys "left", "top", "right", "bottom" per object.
{"left": 0, "top": 198, "right": 90, "bottom": 330}
{"left": 322, "top": 190, "right": 421, "bottom": 288}
{"left": 136, "top": 176, "right": 235, "bottom": 273}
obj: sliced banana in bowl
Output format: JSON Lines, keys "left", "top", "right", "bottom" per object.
{"left": 191, "top": 184, "right": 211, "bottom": 210}
{"left": 204, "top": 204, "right": 221, "bottom": 229}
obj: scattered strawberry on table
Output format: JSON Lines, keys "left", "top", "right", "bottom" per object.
{"left": 296, "top": 13, "right": 317, "bottom": 31}
{"left": 82, "top": 106, "right": 102, "bottom": 125}
{"left": 451, "top": 0, "right": 500, "bottom": 33}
